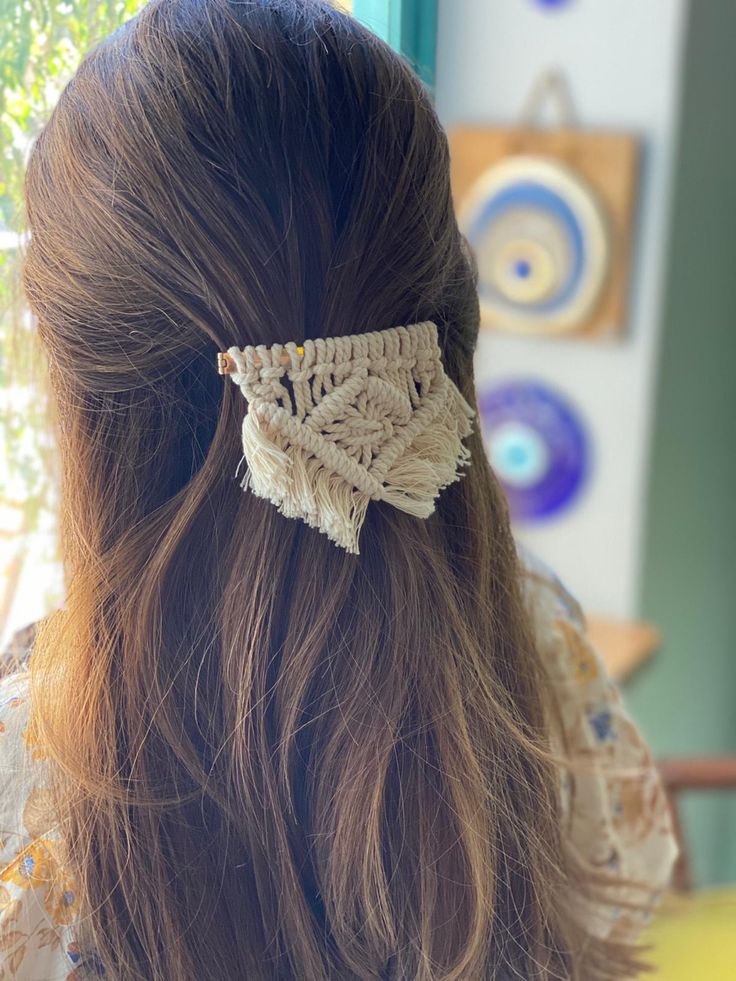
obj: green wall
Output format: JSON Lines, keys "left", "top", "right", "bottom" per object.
{"left": 628, "top": 0, "right": 736, "bottom": 887}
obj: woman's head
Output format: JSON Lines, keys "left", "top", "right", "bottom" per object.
{"left": 25, "top": 0, "right": 485, "bottom": 580}
{"left": 23, "top": 1, "right": 633, "bottom": 978}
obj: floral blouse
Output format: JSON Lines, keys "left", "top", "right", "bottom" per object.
{"left": 0, "top": 550, "right": 678, "bottom": 979}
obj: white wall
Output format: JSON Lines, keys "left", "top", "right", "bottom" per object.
{"left": 435, "top": 0, "right": 688, "bottom": 618}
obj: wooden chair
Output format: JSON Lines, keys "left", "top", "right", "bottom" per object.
{"left": 643, "top": 756, "right": 736, "bottom": 979}
{"left": 657, "top": 756, "right": 736, "bottom": 892}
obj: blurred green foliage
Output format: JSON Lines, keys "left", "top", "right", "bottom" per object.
{"left": 0, "top": 0, "right": 145, "bottom": 231}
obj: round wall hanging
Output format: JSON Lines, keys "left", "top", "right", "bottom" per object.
{"left": 458, "top": 155, "right": 611, "bottom": 336}
{"left": 478, "top": 379, "right": 590, "bottom": 522}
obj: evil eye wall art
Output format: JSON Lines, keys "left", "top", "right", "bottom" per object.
{"left": 478, "top": 379, "right": 590, "bottom": 523}
{"left": 532, "top": 0, "right": 573, "bottom": 9}
{"left": 458, "top": 155, "right": 612, "bottom": 336}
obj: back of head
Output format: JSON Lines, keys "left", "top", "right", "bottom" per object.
{"left": 23, "top": 1, "right": 621, "bottom": 978}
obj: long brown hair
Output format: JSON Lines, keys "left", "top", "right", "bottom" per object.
{"left": 23, "top": 1, "right": 641, "bottom": 977}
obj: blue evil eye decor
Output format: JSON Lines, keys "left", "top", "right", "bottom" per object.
{"left": 478, "top": 379, "right": 590, "bottom": 522}
{"left": 458, "top": 155, "right": 611, "bottom": 336}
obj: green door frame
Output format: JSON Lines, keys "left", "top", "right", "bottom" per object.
{"left": 353, "top": 0, "right": 438, "bottom": 90}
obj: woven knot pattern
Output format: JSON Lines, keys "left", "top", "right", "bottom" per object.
{"left": 226, "top": 321, "right": 476, "bottom": 553}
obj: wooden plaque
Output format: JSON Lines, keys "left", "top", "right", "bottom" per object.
{"left": 449, "top": 126, "right": 640, "bottom": 339}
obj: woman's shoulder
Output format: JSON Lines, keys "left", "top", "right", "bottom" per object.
{"left": 515, "top": 541, "right": 602, "bottom": 689}
{"left": 516, "top": 540, "right": 586, "bottom": 630}
{"left": 0, "top": 670, "right": 84, "bottom": 978}
{"left": 514, "top": 541, "right": 630, "bottom": 742}
{"left": 515, "top": 544, "right": 679, "bottom": 941}
{"left": 0, "top": 669, "right": 37, "bottom": 803}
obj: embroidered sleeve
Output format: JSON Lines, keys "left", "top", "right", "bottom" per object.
{"left": 519, "top": 549, "right": 679, "bottom": 942}
{"left": 0, "top": 672, "right": 79, "bottom": 979}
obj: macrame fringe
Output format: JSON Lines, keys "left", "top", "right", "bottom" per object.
{"left": 379, "top": 384, "right": 475, "bottom": 519}
{"left": 240, "top": 410, "right": 371, "bottom": 554}
{"left": 239, "top": 382, "right": 475, "bottom": 555}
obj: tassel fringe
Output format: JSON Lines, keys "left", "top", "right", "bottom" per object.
{"left": 227, "top": 321, "right": 477, "bottom": 555}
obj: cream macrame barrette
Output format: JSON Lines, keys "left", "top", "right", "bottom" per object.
{"left": 217, "top": 321, "right": 476, "bottom": 554}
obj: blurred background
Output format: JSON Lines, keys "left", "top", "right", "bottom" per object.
{"left": 1, "top": 1, "right": 735, "bottom": 975}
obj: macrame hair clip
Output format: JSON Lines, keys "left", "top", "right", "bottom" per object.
{"left": 217, "top": 321, "right": 477, "bottom": 555}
